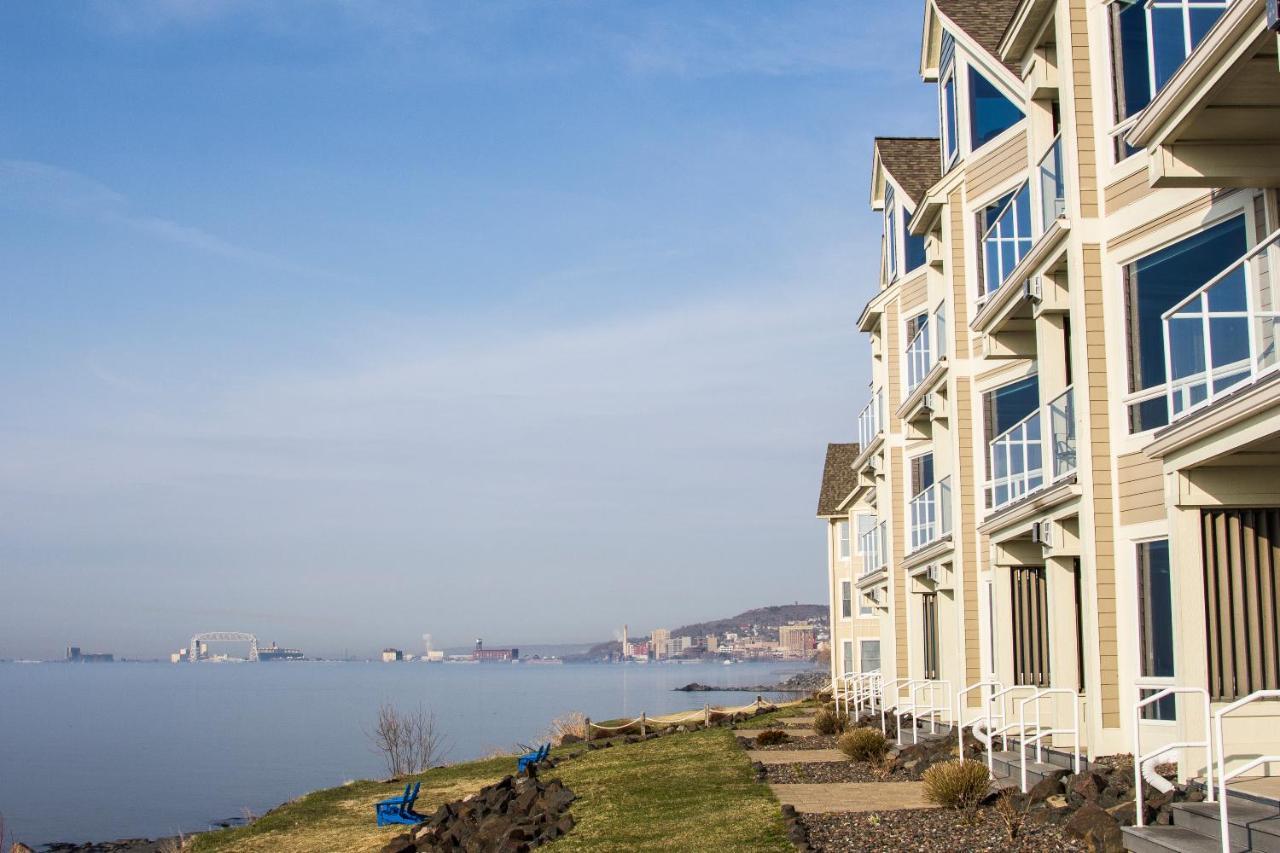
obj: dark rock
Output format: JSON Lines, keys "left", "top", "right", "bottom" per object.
{"left": 558, "top": 733, "right": 583, "bottom": 745}
{"left": 379, "top": 835, "right": 417, "bottom": 853}
{"left": 1064, "top": 802, "right": 1124, "bottom": 852}
{"left": 1067, "top": 771, "right": 1108, "bottom": 803}
{"left": 1105, "top": 801, "right": 1137, "bottom": 827}
{"left": 1027, "top": 774, "right": 1065, "bottom": 804}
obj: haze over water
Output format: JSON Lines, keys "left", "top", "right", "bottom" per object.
{"left": 0, "top": 660, "right": 810, "bottom": 848}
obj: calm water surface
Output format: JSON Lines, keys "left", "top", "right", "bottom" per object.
{"left": 0, "top": 660, "right": 810, "bottom": 847}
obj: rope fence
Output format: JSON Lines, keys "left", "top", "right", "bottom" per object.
{"left": 583, "top": 696, "right": 808, "bottom": 740}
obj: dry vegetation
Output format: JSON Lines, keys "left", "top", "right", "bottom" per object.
{"left": 921, "top": 759, "right": 991, "bottom": 815}
{"left": 367, "top": 704, "right": 450, "bottom": 778}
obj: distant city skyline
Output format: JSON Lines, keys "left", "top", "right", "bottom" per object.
{"left": 0, "top": 1, "right": 935, "bottom": 659}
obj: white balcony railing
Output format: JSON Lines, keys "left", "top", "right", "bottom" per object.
{"left": 905, "top": 323, "right": 932, "bottom": 395}
{"left": 858, "top": 389, "right": 884, "bottom": 449}
{"left": 986, "top": 387, "right": 1076, "bottom": 512}
{"left": 860, "top": 520, "right": 887, "bottom": 576}
{"left": 1163, "top": 228, "right": 1280, "bottom": 423}
{"left": 909, "top": 476, "right": 951, "bottom": 552}
{"left": 1037, "top": 134, "right": 1066, "bottom": 233}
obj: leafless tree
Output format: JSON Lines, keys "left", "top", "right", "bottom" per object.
{"left": 368, "top": 704, "right": 450, "bottom": 778}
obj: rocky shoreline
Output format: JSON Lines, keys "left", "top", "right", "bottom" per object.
{"left": 675, "top": 670, "right": 827, "bottom": 693}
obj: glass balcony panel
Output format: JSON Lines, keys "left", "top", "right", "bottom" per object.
{"left": 988, "top": 409, "right": 1043, "bottom": 511}
{"left": 1257, "top": 317, "right": 1279, "bottom": 373}
{"left": 1048, "top": 387, "right": 1076, "bottom": 480}
{"left": 1037, "top": 136, "right": 1065, "bottom": 231}
{"left": 984, "top": 242, "right": 1002, "bottom": 294}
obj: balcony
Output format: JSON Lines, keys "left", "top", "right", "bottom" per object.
{"left": 986, "top": 387, "right": 1077, "bottom": 512}
{"left": 909, "top": 476, "right": 952, "bottom": 552}
{"left": 905, "top": 324, "right": 933, "bottom": 396}
{"left": 1037, "top": 134, "right": 1065, "bottom": 232}
{"left": 1164, "top": 229, "right": 1280, "bottom": 423}
{"left": 859, "top": 520, "right": 887, "bottom": 577}
{"left": 858, "top": 389, "right": 884, "bottom": 450}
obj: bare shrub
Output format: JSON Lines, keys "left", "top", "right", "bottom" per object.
{"left": 813, "top": 708, "right": 847, "bottom": 736}
{"left": 754, "top": 729, "right": 790, "bottom": 746}
{"left": 368, "top": 704, "right": 450, "bottom": 778}
{"left": 994, "top": 789, "right": 1028, "bottom": 841}
{"left": 540, "top": 711, "right": 588, "bottom": 746}
{"left": 922, "top": 759, "right": 990, "bottom": 815}
{"left": 838, "top": 727, "right": 889, "bottom": 761}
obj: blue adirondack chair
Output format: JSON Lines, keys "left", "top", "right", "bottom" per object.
{"left": 517, "top": 743, "right": 550, "bottom": 773}
{"left": 375, "top": 781, "right": 424, "bottom": 826}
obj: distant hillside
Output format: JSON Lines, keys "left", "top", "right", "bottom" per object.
{"left": 669, "top": 604, "right": 826, "bottom": 639}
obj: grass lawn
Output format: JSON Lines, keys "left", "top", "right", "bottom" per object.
{"left": 545, "top": 728, "right": 791, "bottom": 853}
{"left": 187, "top": 725, "right": 789, "bottom": 853}
{"left": 733, "top": 699, "right": 819, "bottom": 729}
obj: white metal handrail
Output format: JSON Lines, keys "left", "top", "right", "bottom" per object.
{"left": 905, "top": 322, "right": 933, "bottom": 395}
{"left": 909, "top": 476, "right": 951, "bottom": 552}
{"left": 878, "top": 677, "right": 912, "bottom": 738}
{"left": 1133, "top": 687, "right": 1214, "bottom": 828}
{"left": 858, "top": 390, "right": 883, "bottom": 449}
{"left": 1018, "top": 688, "right": 1081, "bottom": 793}
{"left": 1163, "top": 227, "right": 1280, "bottom": 424}
{"left": 894, "top": 678, "right": 926, "bottom": 745}
{"left": 910, "top": 679, "right": 953, "bottom": 744}
{"left": 1214, "top": 689, "right": 1280, "bottom": 853}
{"left": 988, "top": 408, "right": 1044, "bottom": 510}
{"left": 986, "top": 685, "right": 1039, "bottom": 776}
{"left": 832, "top": 672, "right": 854, "bottom": 717}
{"left": 957, "top": 680, "right": 1002, "bottom": 759}
{"left": 981, "top": 182, "right": 1032, "bottom": 296}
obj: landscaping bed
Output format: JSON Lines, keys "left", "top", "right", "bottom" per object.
{"left": 800, "top": 807, "right": 1086, "bottom": 852}
{"left": 761, "top": 762, "right": 887, "bottom": 784}
{"left": 748, "top": 734, "right": 839, "bottom": 751}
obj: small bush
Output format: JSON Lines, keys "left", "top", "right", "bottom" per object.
{"left": 838, "top": 727, "right": 889, "bottom": 761}
{"left": 813, "top": 708, "right": 847, "bottom": 736}
{"left": 922, "top": 759, "right": 990, "bottom": 812}
{"left": 754, "top": 729, "right": 790, "bottom": 746}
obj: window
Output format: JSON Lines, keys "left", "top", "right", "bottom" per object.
{"left": 1123, "top": 216, "right": 1247, "bottom": 432}
{"left": 980, "top": 184, "right": 1032, "bottom": 295}
{"left": 841, "top": 580, "right": 853, "bottom": 619}
{"left": 1138, "top": 540, "right": 1175, "bottom": 720}
{"left": 836, "top": 520, "right": 851, "bottom": 560}
{"left": 983, "top": 375, "right": 1040, "bottom": 449}
{"left": 910, "top": 453, "right": 935, "bottom": 497}
{"left": 885, "top": 185, "right": 899, "bottom": 282}
{"left": 922, "top": 593, "right": 940, "bottom": 680}
{"left": 855, "top": 513, "right": 877, "bottom": 554}
{"left": 969, "top": 67, "right": 1024, "bottom": 149}
{"left": 906, "top": 224, "right": 928, "bottom": 272}
{"left": 1111, "top": 0, "right": 1230, "bottom": 158}
{"left": 940, "top": 32, "right": 959, "bottom": 166}
{"left": 842, "top": 640, "right": 855, "bottom": 675}
{"left": 860, "top": 639, "right": 881, "bottom": 674}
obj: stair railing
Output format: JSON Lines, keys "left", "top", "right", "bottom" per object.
{"left": 910, "top": 679, "right": 953, "bottom": 743}
{"left": 956, "top": 680, "right": 1002, "bottom": 763}
{"left": 1214, "top": 689, "right": 1280, "bottom": 853}
{"left": 1018, "top": 688, "right": 1081, "bottom": 793}
{"left": 1132, "top": 686, "right": 1214, "bottom": 828}
{"left": 986, "top": 685, "right": 1039, "bottom": 778}
{"left": 878, "top": 677, "right": 912, "bottom": 736}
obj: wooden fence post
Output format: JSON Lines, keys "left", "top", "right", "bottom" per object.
{"left": 585, "top": 717, "right": 592, "bottom": 742}
{"left": 641, "top": 712, "right": 647, "bottom": 737}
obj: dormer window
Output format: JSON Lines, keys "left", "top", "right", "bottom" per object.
{"left": 886, "top": 185, "right": 899, "bottom": 282}
{"left": 968, "top": 67, "right": 1023, "bottom": 149}
{"left": 1110, "top": 0, "right": 1230, "bottom": 157}
{"left": 940, "top": 32, "right": 959, "bottom": 167}
{"left": 884, "top": 183, "right": 928, "bottom": 283}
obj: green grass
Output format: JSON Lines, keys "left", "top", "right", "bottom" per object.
{"left": 186, "top": 725, "right": 789, "bottom": 853}
{"left": 733, "top": 699, "right": 818, "bottom": 729}
{"left": 545, "top": 728, "right": 791, "bottom": 853}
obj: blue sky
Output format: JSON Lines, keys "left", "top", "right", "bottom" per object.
{"left": 0, "top": 1, "right": 936, "bottom": 658}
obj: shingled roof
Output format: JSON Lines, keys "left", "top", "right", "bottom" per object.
{"left": 876, "top": 137, "right": 941, "bottom": 207}
{"left": 935, "top": 0, "right": 1023, "bottom": 76}
{"left": 817, "top": 442, "right": 861, "bottom": 517}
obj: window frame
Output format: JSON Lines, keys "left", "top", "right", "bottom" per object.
{"left": 885, "top": 184, "right": 900, "bottom": 283}
{"left": 1135, "top": 537, "right": 1177, "bottom": 723}
{"left": 858, "top": 638, "right": 882, "bottom": 674}
{"left": 840, "top": 579, "right": 853, "bottom": 620}
{"left": 940, "top": 31, "right": 960, "bottom": 169}
{"left": 836, "top": 519, "right": 852, "bottom": 561}
{"left": 842, "top": 639, "right": 855, "bottom": 676}
{"left": 978, "top": 182, "right": 1033, "bottom": 299}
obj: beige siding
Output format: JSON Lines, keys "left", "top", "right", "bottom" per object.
{"left": 891, "top": 446, "right": 907, "bottom": 679}
{"left": 900, "top": 273, "right": 929, "bottom": 312}
{"left": 1104, "top": 169, "right": 1154, "bottom": 216}
{"left": 1068, "top": 0, "right": 1099, "bottom": 217}
{"left": 1083, "top": 243, "right": 1120, "bottom": 726}
{"left": 966, "top": 130, "right": 1030, "bottom": 201}
{"left": 1108, "top": 194, "right": 1215, "bottom": 252}
{"left": 887, "top": 300, "right": 902, "bottom": 414}
{"left": 1118, "top": 452, "right": 1165, "bottom": 525}
{"left": 949, "top": 188, "right": 971, "bottom": 359}
{"left": 956, "top": 376, "right": 982, "bottom": 702}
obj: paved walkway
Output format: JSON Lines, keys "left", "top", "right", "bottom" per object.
{"left": 768, "top": 782, "right": 936, "bottom": 814}
{"left": 746, "top": 749, "right": 849, "bottom": 764}
{"left": 734, "top": 728, "right": 818, "bottom": 739}
{"left": 776, "top": 716, "right": 816, "bottom": 725}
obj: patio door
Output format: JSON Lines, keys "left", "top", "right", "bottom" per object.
{"left": 1202, "top": 508, "right": 1280, "bottom": 701}
{"left": 1011, "top": 566, "right": 1050, "bottom": 687}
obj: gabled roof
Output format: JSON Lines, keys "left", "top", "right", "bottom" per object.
{"left": 875, "top": 137, "right": 942, "bottom": 207}
{"left": 934, "top": 0, "right": 1023, "bottom": 77}
{"left": 817, "top": 442, "right": 861, "bottom": 517}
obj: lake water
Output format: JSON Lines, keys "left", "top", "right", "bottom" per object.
{"left": 0, "top": 660, "right": 811, "bottom": 847}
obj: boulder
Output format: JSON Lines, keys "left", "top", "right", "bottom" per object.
{"left": 1026, "top": 774, "right": 1065, "bottom": 804}
{"left": 379, "top": 835, "right": 417, "bottom": 853}
{"left": 1064, "top": 802, "right": 1124, "bottom": 853}
{"left": 558, "top": 733, "right": 583, "bottom": 745}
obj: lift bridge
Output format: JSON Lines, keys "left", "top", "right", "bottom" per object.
{"left": 188, "top": 632, "right": 259, "bottom": 662}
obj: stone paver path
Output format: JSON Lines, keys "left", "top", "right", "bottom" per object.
{"left": 746, "top": 749, "right": 849, "bottom": 765}
{"left": 735, "top": 728, "right": 818, "bottom": 739}
{"left": 777, "top": 716, "right": 816, "bottom": 725}
{"left": 768, "top": 782, "right": 936, "bottom": 814}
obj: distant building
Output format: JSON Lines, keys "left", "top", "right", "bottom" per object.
{"left": 381, "top": 648, "right": 404, "bottom": 662}
{"left": 705, "top": 635, "right": 719, "bottom": 653}
{"left": 650, "top": 628, "right": 670, "bottom": 659}
{"left": 474, "top": 639, "right": 518, "bottom": 662}
{"left": 67, "top": 645, "right": 113, "bottom": 663}
{"left": 425, "top": 650, "right": 445, "bottom": 662}
{"left": 779, "top": 624, "right": 816, "bottom": 658}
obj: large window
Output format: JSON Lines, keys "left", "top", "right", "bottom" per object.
{"left": 1123, "top": 215, "right": 1247, "bottom": 432}
{"left": 842, "top": 640, "right": 855, "bottom": 675}
{"left": 841, "top": 580, "right": 853, "bottom": 619}
{"left": 983, "top": 375, "right": 1040, "bottom": 448}
{"left": 1111, "top": 0, "right": 1230, "bottom": 157}
{"left": 855, "top": 513, "right": 877, "bottom": 555}
{"left": 940, "top": 32, "right": 959, "bottom": 166}
{"left": 1137, "top": 539, "right": 1175, "bottom": 720}
{"left": 860, "top": 639, "right": 881, "bottom": 674}
{"left": 836, "top": 519, "right": 851, "bottom": 560}
{"left": 969, "top": 67, "right": 1024, "bottom": 149}
{"left": 980, "top": 184, "right": 1032, "bottom": 295}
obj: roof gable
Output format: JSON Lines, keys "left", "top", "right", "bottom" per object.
{"left": 817, "top": 442, "right": 861, "bottom": 517}
{"left": 874, "top": 137, "right": 941, "bottom": 208}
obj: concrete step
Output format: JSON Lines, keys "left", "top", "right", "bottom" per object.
{"left": 1175, "top": 799, "right": 1280, "bottom": 853}
{"left": 1123, "top": 825, "right": 1245, "bottom": 853}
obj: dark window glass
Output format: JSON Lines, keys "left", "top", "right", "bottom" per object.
{"left": 905, "top": 209, "right": 927, "bottom": 271}
{"left": 969, "top": 67, "right": 1023, "bottom": 148}
{"left": 1124, "top": 216, "right": 1247, "bottom": 431}
{"left": 987, "top": 375, "right": 1040, "bottom": 440}
{"left": 1113, "top": 2, "right": 1151, "bottom": 118}
{"left": 1138, "top": 539, "right": 1176, "bottom": 720}
{"left": 943, "top": 77, "right": 959, "bottom": 161}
